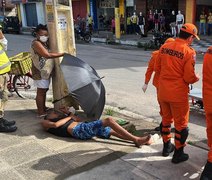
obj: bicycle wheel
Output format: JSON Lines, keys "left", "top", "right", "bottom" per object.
{"left": 83, "top": 34, "right": 91, "bottom": 43}
{"left": 13, "top": 74, "right": 36, "bottom": 99}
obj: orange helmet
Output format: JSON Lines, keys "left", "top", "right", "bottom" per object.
{"left": 180, "top": 23, "right": 200, "bottom": 40}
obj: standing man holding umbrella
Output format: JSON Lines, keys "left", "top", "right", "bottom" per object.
{"left": 155, "top": 23, "right": 200, "bottom": 163}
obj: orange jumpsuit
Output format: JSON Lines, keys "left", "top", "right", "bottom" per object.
{"left": 144, "top": 50, "right": 161, "bottom": 115}
{"left": 155, "top": 38, "right": 199, "bottom": 149}
{"left": 144, "top": 50, "right": 160, "bottom": 89}
{"left": 203, "top": 46, "right": 212, "bottom": 163}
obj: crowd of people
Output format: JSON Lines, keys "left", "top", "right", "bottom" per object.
{"left": 74, "top": 14, "right": 94, "bottom": 34}
{"left": 199, "top": 11, "right": 212, "bottom": 36}
{"left": 75, "top": 9, "right": 212, "bottom": 39}
{"left": 124, "top": 10, "right": 185, "bottom": 37}
{"left": 0, "top": 16, "right": 211, "bottom": 179}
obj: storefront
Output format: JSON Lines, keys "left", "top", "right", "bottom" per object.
{"left": 12, "top": 0, "right": 45, "bottom": 27}
{"left": 126, "top": 0, "right": 135, "bottom": 17}
{"left": 146, "top": 0, "right": 178, "bottom": 16}
{"left": 72, "top": 0, "right": 88, "bottom": 20}
{"left": 96, "top": 0, "right": 115, "bottom": 30}
{"left": 196, "top": 0, "right": 212, "bottom": 22}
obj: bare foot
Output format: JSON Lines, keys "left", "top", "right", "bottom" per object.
{"left": 145, "top": 134, "right": 160, "bottom": 145}
{"left": 145, "top": 137, "right": 154, "bottom": 145}
{"left": 134, "top": 135, "right": 151, "bottom": 148}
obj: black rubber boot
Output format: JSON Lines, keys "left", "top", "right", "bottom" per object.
{"left": 172, "top": 147, "right": 189, "bottom": 164}
{"left": 154, "top": 126, "right": 160, "bottom": 131}
{"left": 162, "top": 141, "right": 175, "bottom": 157}
{"left": 0, "top": 118, "right": 16, "bottom": 126}
{"left": 200, "top": 161, "right": 212, "bottom": 180}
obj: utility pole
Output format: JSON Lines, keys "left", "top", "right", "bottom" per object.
{"left": 45, "top": 0, "right": 79, "bottom": 109}
{"left": 115, "top": 0, "right": 120, "bottom": 39}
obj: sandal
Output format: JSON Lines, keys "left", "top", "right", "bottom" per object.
{"left": 116, "top": 119, "right": 129, "bottom": 126}
{"left": 45, "top": 107, "right": 51, "bottom": 111}
{"left": 37, "top": 114, "right": 47, "bottom": 119}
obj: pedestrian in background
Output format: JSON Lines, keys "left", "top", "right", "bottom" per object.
{"left": 176, "top": 10, "right": 184, "bottom": 35}
{"left": 131, "top": 12, "right": 138, "bottom": 34}
{"left": 111, "top": 17, "right": 115, "bottom": 34}
{"left": 98, "top": 13, "right": 104, "bottom": 30}
{"left": 31, "top": 24, "right": 64, "bottom": 118}
{"left": 120, "top": 14, "right": 125, "bottom": 34}
{"left": 87, "top": 14, "right": 94, "bottom": 34}
{"left": 126, "top": 13, "right": 132, "bottom": 34}
{"left": 154, "top": 10, "right": 159, "bottom": 31}
{"left": 200, "top": 46, "right": 212, "bottom": 180}
{"left": 199, "top": 11, "right": 207, "bottom": 35}
{"left": 170, "top": 10, "right": 176, "bottom": 37}
{"left": 159, "top": 12, "right": 166, "bottom": 32}
{"left": 138, "top": 12, "right": 145, "bottom": 36}
{"left": 155, "top": 23, "right": 200, "bottom": 163}
{"left": 207, "top": 12, "right": 212, "bottom": 36}
{"left": 75, "top": 14, "right": 82, "bottom": 30}
{"left": 0, "top": 26, "right": 17, "bottom": 132}
{"left": 147, "top": 9, "right": 154, "bottom": 32}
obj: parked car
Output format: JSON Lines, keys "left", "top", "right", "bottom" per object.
{"left": 3, "top": 16, "right": 21, "bottom": 34}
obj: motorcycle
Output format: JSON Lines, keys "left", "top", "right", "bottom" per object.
{"left": 152, "top": 30, "right": 173, "bottom": 48}
{"left": 31, "top": 26, "right": 36, "bottom": 37}
{"left": 145, "top": 30, "right": 173, "bottom": 50}
{"left": 75, "top": 28, "right": 91, "bottom": 43}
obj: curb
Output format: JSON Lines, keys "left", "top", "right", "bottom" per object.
{"left": 23, "top": 93, "right": 156, "bottom": 124}
{"left": 91, "top": 37, "right": 142, "bottom": 47}
{"left": 104, "top": 104, "right": 156, "bottom": 124}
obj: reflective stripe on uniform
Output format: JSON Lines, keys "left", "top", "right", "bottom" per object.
{"left": 0, "top": 49, "right": 4, "bottom": 55}
{"left": 0, "top": 61, "right": 11, "bottom": 70}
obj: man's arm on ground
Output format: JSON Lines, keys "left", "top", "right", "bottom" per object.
{"left": 41, "top": 117, "right": 72, "bottom": 129}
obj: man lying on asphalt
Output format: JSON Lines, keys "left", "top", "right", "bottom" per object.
{"left": 41, "top": 108, "right": 153, "bottom": 147}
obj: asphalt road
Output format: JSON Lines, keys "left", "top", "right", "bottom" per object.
{"left": 5, "top": 33, "right": 207, "bottom": 144}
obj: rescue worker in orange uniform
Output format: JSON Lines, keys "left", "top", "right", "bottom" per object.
{"left": 155, "top": 23, "right": 200, "bottom": 163}
{"left": 200, "top": 46, "right": 212, "bottom": 179}
{"left": 142, "top": 38, "right": 175, "bottom": 131}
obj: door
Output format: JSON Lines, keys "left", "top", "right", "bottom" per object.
{"left": 25, "top": 3, "right": 38, "bottom": 27}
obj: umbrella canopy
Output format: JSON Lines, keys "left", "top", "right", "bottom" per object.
{"left": 60, "top": 53, "right": 105, "bottom": 120}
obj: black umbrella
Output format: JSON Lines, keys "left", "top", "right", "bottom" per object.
{"left": 60, "top": 53, "right": 105, "bottom": 120}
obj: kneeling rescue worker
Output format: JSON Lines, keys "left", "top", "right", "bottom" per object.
{"left": 155, "top": 23, "right": 200, "bottom": 163}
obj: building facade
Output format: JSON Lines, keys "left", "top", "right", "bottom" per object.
{"left": 12, "top": 0, "right": 46, "bottom": 27}
{"left": 11, "top": 0, "right": 212, "bottom": 30}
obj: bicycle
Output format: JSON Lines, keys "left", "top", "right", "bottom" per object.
{"left": 7, "top": 71, "right": 36, "bottom": 99}
{"left": 8, "top": 52, "right": 36, "bottom": 99}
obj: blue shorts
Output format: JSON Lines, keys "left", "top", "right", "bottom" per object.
{"left": 72, "top": 120, "right": 111, "bottom": 140}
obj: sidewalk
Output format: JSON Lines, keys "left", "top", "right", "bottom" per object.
{"left": 0, "top": 98, "right": 207, "bottom": 180}
{"left": 91, "top": 30, "right": 212, "bottom": 53}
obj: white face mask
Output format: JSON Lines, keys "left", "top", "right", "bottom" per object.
{"left": 39, "top": 36, "right": 48, "bottom": 43}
